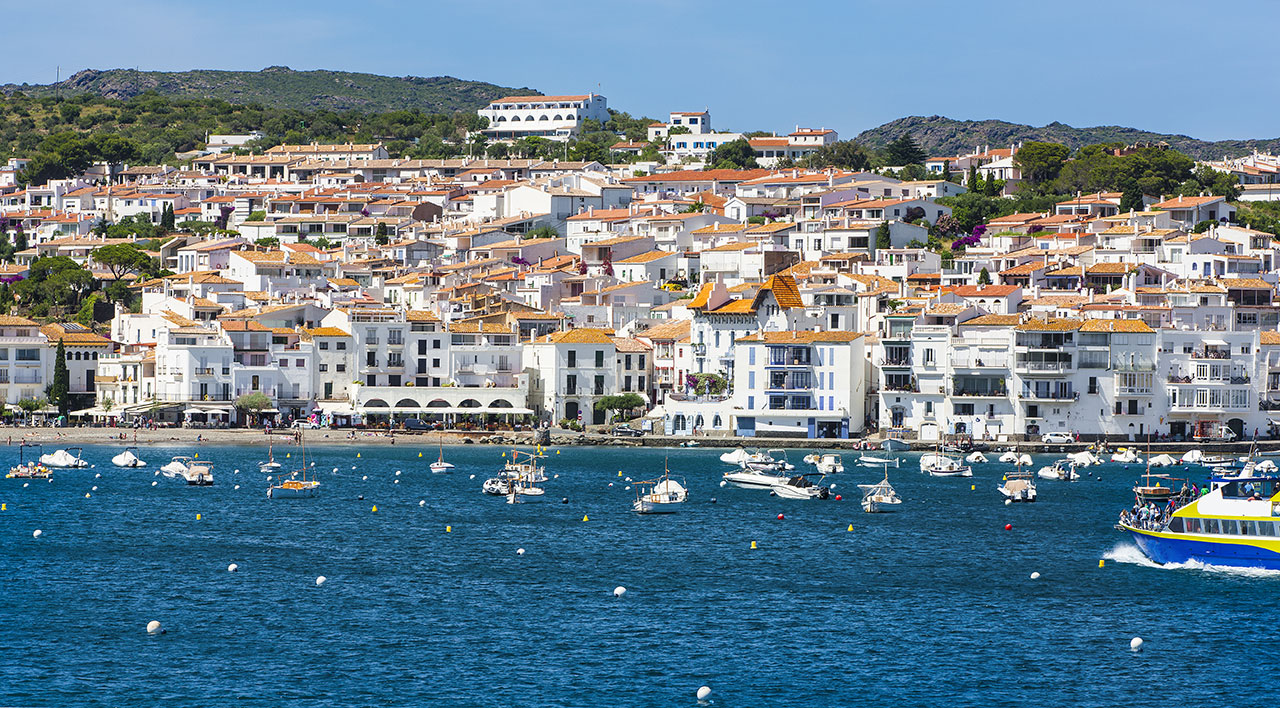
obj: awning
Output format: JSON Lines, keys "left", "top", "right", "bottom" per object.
{"left": 318, "top": 402, "right": 357, "bottom": 416}
{"left": 71, "top": 406, "right": 123, "bottom": 418}
{"left": 183, "top": 407, "right": 205, "bottom": 415}
{"left": 1203, "top": 339, "right": 1227, "bottom": 346}
{"left": 401, "top": 406, "right": 534, "bottom": 415}
{"left": 260, "top": 408, "right": 281, "bottom": 415}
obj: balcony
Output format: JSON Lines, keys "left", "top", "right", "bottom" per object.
{"left": 1020, "top": 389, "right": 1078, "bottom": 401}
{"left": 194, "top": 368, "right": 215, "bottom": 376}
{"left": 882, "top": 382, "right": 919, "bottom": 393}
{"left": 1015, "top": 361, "right": 1071, "bottom": 375}
{"left": 952, "top": 387, "right": 1007, "bottom": 398}
{"left": 951, "top": 357, "right": 1008, "bottom": 370}
{"left": 1116, "top": 385, "right": 1153, "bottom": 396}
{"left": 1192, "top": 349, "right": 1231, "bottom": 360}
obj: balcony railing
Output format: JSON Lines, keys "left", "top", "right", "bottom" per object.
{"left": 1021, "top": 390, "right": 1078, "bottom": 401}
{"left": 1192, "top": 350, "right": 1231, "bottom": 360}
{"left": 1016, "top": 361, "right": 1070, "bottom": 374}
{"left": 952, "top": 388, "right": 1007, "bottom": 397}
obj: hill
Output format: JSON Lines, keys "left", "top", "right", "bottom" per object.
{"left": 855, "top": 115, "right": 1280, "bottom": 160}
{"left": 0, "top": 66, "right": 536, "bottom": 113}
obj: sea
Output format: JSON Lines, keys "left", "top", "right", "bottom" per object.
{"left": 1, "top": 442, "right": 1275, "bottom": 707}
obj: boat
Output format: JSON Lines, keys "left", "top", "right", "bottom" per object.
{"left": 720, "top": 448, "right": 793, "bottom": 472}
{"left": 998, "top": 451, "right": 1020, "bottom": 464}
{"left": 429, "top": 435, "right": 455, "bottom": 474}
{"left": 1067, "top": 451, "right": 1100, "bottom": 468}
{"left": 40, "top": 447, "right": 88, "bottom": 468}
{"left": 1036, "top": 459, "right": 1080, "bottom": 481}
{"left": 1147, "top": 453, "right": 1178, "bottom": 467}
{"left": 1111, "top": 448, "right": 1142, "bottom": 464}
{"left": 804, "top": 453, "right": 844, "bottom": 474}
{"left": 678, "top": 440, "right": 700, "bottom": 448}
{"left": 998, "top": 460, "right": 1037, "bottom": 502}
{"left": 920, "top": 436, "right": 972, "bottom": 478}
{"left": 259, "top": 443, "right": 282, "bottom": 472}
{"left": 267, "top": 440, "right": 320, "bottom": 499}
{"left": 722, "top": 468, "right": 788, "bottom": 489}
{"left": 181, "top": 461, "right": 214, "bottom": 486}
{"left": 965, "top": 451, "right": 988, "bottom": 464}
{"left": 482, "top": 476, "right": 546, "bottom": 497}
{"left": 1117, "top": 473, "right": 1280, "bottom": 569}
{"left": 503, "top": 448, "right": 547, "bottom": 482}
{"left": 160, "top": 456, "right": 190, "bottom": 479}
{"left": 771, "top": 473, "right": 830, "bottom": 500}
{"left": 483, "top": 448, "right": 547, "bottom": 497}
{"left": 6, "top": 443, "right": 50, "bottom": 479}
{"left": 858, "top": 472, "right": 902, "bottom": 513}
{"left": 1180, "top": 449, "right": 1204, "bottom": 464}
{"left": 856, "top": 454, "right": 899, "bottom": 468}
{"left": 632, "top": 460, "right": 688, "bottom": 513}
{"left": 881, "top": 438, "right": 910, "bottom": 452}
{"left": 112, "top": 447, "right": 145, "bottom": 468}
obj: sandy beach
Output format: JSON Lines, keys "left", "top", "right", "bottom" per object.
{"left": 0, "top": 427, "right": 499, "bottom": 448}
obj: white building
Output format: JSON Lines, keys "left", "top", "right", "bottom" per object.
{"left": 731, "top": 330, "right": 866, "bottom": 438}
{"left": 479, "top": 94, "right": 610, "bottom": 142}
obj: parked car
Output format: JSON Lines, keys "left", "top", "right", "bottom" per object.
{"left": 611, "top": 425, "right": 644, "bottom": 438}
{"left": 402, "top": 418, "right": 430, "bottom": 431}
{"left": 1041, "top": 432, "right": 1072, "bottom": 444}
{"left": 291, "top": 420, "right": 321, "bottom": 429}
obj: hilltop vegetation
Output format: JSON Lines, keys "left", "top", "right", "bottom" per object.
{"left": 1, "top": 67, "right": 534, "bottom": 114}
{"left": 857, "top": 115, "right": 1280, "bottom": 161}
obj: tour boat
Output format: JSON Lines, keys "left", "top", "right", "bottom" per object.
{"left": 804, "top": 453, "right": 844, "bottom": 474}
{"left": 859, "top": 472, "right": 902, "bottom": 513}
{"left": 429, "top": 436, "right": 455, "bottom": 474}
{"left": 632, "top": 461, "right": 688, "bottom": 513}
{"left": 267, "top": 442, "right": 319, "bottom": 499}
{"left": 112, "top": 447, "right": 146, "bottom": 468}
{"left": 881, "top": 438, "right": 910, "bottom": 452}
{"left": 997, "top": 461, "right": 1037, "bottom": 502}
{"left": 1119, "top": 473, "right": 1280, "bottom": 569}
{"left": 1036, "top": 459, "right": 1080, "bottom": 481}
{"left": 40, "top": 447, "right": 88, "bottom": 468}
{"left": 181, "top": 461, "right": 214, "bottom": 486}
{"left": 920, "top": 451, "right": 972, "bottom": 477}
{"left": 483, "top": 476, "right": 545, "bottom": 498}
{"left": 259, "top": 444, "right": 282, "bottom": 473}
{"left": 6, "top": 443, "right": 50, "bottom": 479}
{"left": 771, "top": 473, "right": 830, "bottom": 500}
{"left": 856, "top": 454, "right": 899, "bottom": 469}
{"left": 160, "top": 456, "right": 190, "bottom": 479}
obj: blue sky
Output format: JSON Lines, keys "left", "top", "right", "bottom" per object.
{"left": 5, "top": 0, "right": 1278, "bottom": 141}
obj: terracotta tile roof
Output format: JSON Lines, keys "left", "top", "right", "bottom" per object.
{"left": 688, "top": 283, "right": 714, "bottom": 309}
{"left": 959, "top": 314, "right": 1019, "bottom": 327}
{"left": 998, "top": 262, "right": 1048, "bottom": 277}
{"left": 406, "top": 310, "right": 441, "bottom": 322}
{"left": 615, "top": 250, "right": 675, "bottom": 265}
{"left": 756, "top": 273, "right": 803, "bottom": 309}
{"left": 610, "top": 337, "right": 652, "bottom": 353}
{"left": 1153, "top": 195, "right": 1224, "bottom": 209}
{"left": 1078, "top": 319, "right": 1154, "bottom": 333}
{"left": 621, "top": 169, "right": 774, "bottom": 183}
{"left": 951, "top": 284, "right": 1019, "bottom": 297}
{"left": 40, "top": 324, "right": 111, "bottom": 345}
{"left": 1086, "top": 262, "right": 1136, "bottom": 275}
{"left": 640, "top": 319, "right": 691, "bottom": 341}
{"left": 1262, "top": 331, "right": 1280, "bottom": 346}
{"left": 1219, "top": 278, "right": 1272, "bottom": 289}
{"left": 305, "top": 327, "right": 352, "bottom": 337}
{"left": 709, "top": 299, "right": 756, "bottom": 314}
{"left": 0, "top": 315, "right": 39, "bottom": 327}
{"left": 532, "top": 328, "right": 615, "bottom": 345}
{"left": 1014, "top": 317, "right": 1083, "bottom": 332}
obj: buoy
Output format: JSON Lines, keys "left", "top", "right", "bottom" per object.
{"left": 1099, "top": 559, "right": 1105, "bottom": 568}
{"left": 394, "top": 480, "right": 400, "bottom": 484}
{"left": 625, "top": 477, "right": 631, "bottom": 482}
{"left": 617, "top": 471, "right": 622, "bottom": 477}
{"left": 358, "top": 495, "right": 364, "bottom": 500}
{"left": 556, "top": 450, "right": 560, "bottom": 454}
{"left": 847, "top": 524, "right": 853, "bottom": 532}
{"left": 561, "top": 497, "right": 569, "bottom": 504}
{"left": 286, "top": 453, "right": 291, "bottom": 458}
{"left": 971, "top": 485, "right": 975, "bottom": 491}
{"left": 697, "top": 686, "right": 712, "bottom": 701}
{"left": 315, "top": 576, "right": 327, "bottom": 586}
{"left": 94, "top": 473, "right": 101, "bottom": 478}
{"left": 624, "top": 486, "right": 630, "bottom": 490}
{"left": 146, "top": 620, "right": 163, "bottom": 635}
{"left": 1004, "top": 523, "right": 1013, "bottom": 531}
{"left": 517, "top": 548, "right": 525, "bottom": 556}
{"left": 608, "top": 483, "right": 613, "bottom": 487}
{"left": 357, "top": 452, "right": 361, "bottom": 458}
{"left": 194, "top": 453, "right": 198, "bottom": 459}
{"left": 234, "top": 485, "right": 240, "bottom": 490}
{"left": 235, "top": 469, "right": 240, "bottom": 474}
{"left": 395, "top": 471, "right": 401, "bottom": 476}
{"left": 613, "top": 586, "right": 626, "bottom": 598}
{"left": 85, "top": 493, "right": 91, "bottom": 498}
{"left": 709, "top": 498, "right": 716, "bottom": 503}
{"left": 196, "top": 513, "right": 201, "bottom": 520}
{"left": 372, "top": 505, "right": 378, "bottom": 513}
{"left": 554, "top": 474, "right": 560, "bottom": 479}
{"left": 32, "top": 529, "right": 42, "bottom": 538}
{"left": 835, "top": 494, "right": 842, "bottom": 501}
{"left": 419, "top": 500, "right": 425, "bottom": 507}
{"left": 719, "top": 480, "right": 727, "bottom": 487}
{"left": 154, "top": 471, "right": 159, "bottom": 476}
{"left": 151, "top": 481, "right": 157, "bottom": 487}
{"left": 1030, "top": 572, "right": 1041, "bottom": 580}
{"left": 829, "top": 483, "right": 837, "bottom": 490}
{"left": 777, "top": 513, "right": 785, "bottom": 520}
{"left": 362, "top": 476, "right": 368, "bottom": 481}
{"left": 1130, "top": 637, "right": 1144, "bottom": 652}
{"left": 418, "top": 452, "right": 423, "bottom": 457}
{"left": 1004, "top": 499, "right": 1012, "bottom": 506}
{"left": 22, "top": 483, "right": 28, "bottom": 488}
{"left": 469, "top": 474, "right": 476, "bottom": 479}
{"left": 750, "top": 540, "right": 758, "bottom": 549}
{"left": 1, "top": 503, "right": 5, "bottom": 511}
{"left": 333, "top": 468, "right": 338, "bottom": 473}
{"left": 228, "top": 563, "right": 238, "bottom": 572}
{"left": 769, "top": 491, "right": 776, "bottom": 496}
{"left": 446, "top": 525, "right": 452, "bottom": 533}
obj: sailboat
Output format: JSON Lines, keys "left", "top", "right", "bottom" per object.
{"left": 997, "top": 457, "right": 1037, "bottom": 502}
{"left": 859, "top": 467, "right": 902, "bottom": 513}
{"left": 267, "top": 439, "right": 319, "bottom": 499}
{"left": 260, "top": 443, "right": 282, "bottom": 473}
{"left": 920, "top": 427, "right": 972, "bottom": 477}
{"left": 430, "top": 434, "right": 454, "bottom": 474}
{"left": 633, "top": 458, "right": 688, "bottom": 513}
{"left": 483, "top": 448, "right": 547, "bottom": 497}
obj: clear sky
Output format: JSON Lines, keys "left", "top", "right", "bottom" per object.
{"left": 5, "top": 0, "right": 1278, "bottom": 141}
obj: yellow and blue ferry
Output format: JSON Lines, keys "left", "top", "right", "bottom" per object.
{"left": 1120, "top": 474, "right": 1280, "bottom": 569}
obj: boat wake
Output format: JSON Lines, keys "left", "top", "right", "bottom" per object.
{"left": 1103, "top": 543, "right": 1280, "bottom": 578}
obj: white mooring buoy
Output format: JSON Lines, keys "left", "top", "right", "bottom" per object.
{"left": 613, "top": 586, "right": 626, "bottom": 598}
{"left": 146, "top": 620, "right": 163, "bottom": 635}
{"left": 1130, "top": 636, "right": 1144, "bottom": 652}
{"left": 315, "top": 576, "right": 327, "bottom": 587}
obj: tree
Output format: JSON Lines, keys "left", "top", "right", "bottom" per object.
{"left": 245, "top": 210, "right": 266, "bottom": 222}
{"left": 1013, "top": 142, "right": 1070, "bottom": 185}
{"left": 885, "top": 134, "right": 926, "bottom": 166}
{"left": 75, "top": 292, "right": 104, "bottom": 326}
{"left": 235, "top": 391, "right": 272, "bottom": 426}
{"left": 17, "top": 397, "right": 45, "bottom": 423}
{"left": 705, "top": 139, "right": 758, "bottom": 170}
{"left": 160, "top": 203, "right": 176, "bottom": 231}
{"left": 875, "top": 221, "right": 892, "bottom": 250}
{"left": 375, "top": 222, "right": 389, "bottom": 246}
{"left": 50, "top": 340, "right": 70, "bottom": 419}
{"left": 983, "top": 175, "right": 1001, "bottom": 197}
{"left": 527, "top": 225, "right": 558, "bottom": 239}
{"left": 802, "top": 140, "right": 870, "bottom": 171}
{"left": 256, "top": 237, "right": 280, "bottom": 248}
{"left": 1119, "top": 188, "right": 1144, "bottom": 213}
{"left": 967, "top": 163, "right": 980, "bottom": 192}
{"left": 93, "top": 243, "right": 151, "bottom": 280}
{"left": 594, "top": 393, "right": 646, "bottom": 422}
{"left": 100, "top": 396, "right": 114, "bottom": 415}
{"left": 978, "top": 267, "right": 991, "bottom": 285}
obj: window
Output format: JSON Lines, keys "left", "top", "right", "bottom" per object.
{"left": 638, "top": 376, "right": 645, "bottom": 391}
{"left": 568, "top": 350, "right": 577, "bottom": 367}
{"left": 319, "top": 364, "right": 328, "bottom": 372}
{"left": 337, "top": 342, "right": 347, "bottom": 351}
{"left": 595, "top": 350, "right": 604, "bottom": 368}
{"left": 319, "top": 342, "right": 329, "bottom": 351}
{"left": 280, "top": 359, "right": 289, "bottom": 368}
{"left": 296, "top": 359, "right": 303, "bottom": 368}
{"left": 625, "top": 355, "right": 632, "bottom": 370}
{"left": 336, "top": 364, "right": 346, "bottom": 373}
{"left": 433, "top": 339, "right": 441, "bottom": 349}
{"left": 638, "top": 355, "right": 645, "bottom": 368}
{"left": 594, "top": 375, "right": 604, "bottom": 395}
{"left": 566, "top": 375, "right": 577, "bottom": 394}
{"left": 367, "top": 352, "right": 377, "bottom": 367}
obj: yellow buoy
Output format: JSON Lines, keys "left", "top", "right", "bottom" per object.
{"left": 418, "top": 452, "right": 423, "bottom": 458}
{"left": 286, "top": 453, "right": 291, "bottom": 458}
{"left": 971, "top": 485, "right": 975, "bottom": 491}
{"left": 1099, "top": 559, "right": 1105, "bottom": 568}
{"left": 846, "top": 524, "right": 853, "bottom": 532}
{"left": 372, "top": 505, "right": 378, "bottom": 513}
{"left": 196, "top": 513, "right": 201, "bottom": 520}
{"left": 1002, "top": 475, "right": 1007, "bottom": 481}
{"left": 446, "top": 525, "right": 452, "bottom": 533}
{"left": 1, "top": 503, "right": 5, "bottom": 511}
{"left": 582, "top": 514, "right": 589, "bottom": 522}
{"left": 357, "top": 452, "right": 361, "bottom": 458}
{"left": 618, "top": 471, "right": 622, "bottom": 477}
{"left": 750, "top": 540, "right": 758, "bottom": 549}
{"left": 556, "top": 450, "right": 560, "bottom": 454}
{"left": 194, "top": 453, "right": 199, "bottom": 459}
{"left": 501, "top": 452, "right": 506, "bottom": 457}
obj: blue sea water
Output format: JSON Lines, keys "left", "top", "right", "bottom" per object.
{"left": 1, "top": 442, "right": 1277, "bottom": 707}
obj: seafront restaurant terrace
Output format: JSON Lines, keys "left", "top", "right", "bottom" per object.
{"left": 345, "top": 382, "right": 535, "bottom": 428}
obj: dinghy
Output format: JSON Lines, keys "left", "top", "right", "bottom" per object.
{"left": 112, "top": 447, "right": 145, "bottom": 468}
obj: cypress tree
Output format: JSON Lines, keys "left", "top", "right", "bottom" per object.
{"left": 51, "top": 339, "right": 70, "bottom": 419}
{"left": 967, "top": 164, "right": 979, "bottom": 191}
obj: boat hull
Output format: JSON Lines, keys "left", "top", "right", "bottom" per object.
{"left": 430, "top": 462, "right": 455, "bottom": 474}
{"left": 633, "top": 499, "right": 681, "bottom": 514}
{"left": 723, "top": 471, "right": 785, "bottom": 489}
{"left": 1127, "top": 526, "right": 1280, "bottom": 569}
{"left": 267, "top": 484, "right": 319, "bottom": 499}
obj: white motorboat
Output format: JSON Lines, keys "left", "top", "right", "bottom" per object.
{"left": 965, "top": 451, "right": 988, "bottom": 464}
{"left": 859, "top": 473, "right": 902, "bottom": 513}
{"left": 1067, "top": 451, "right": 1100, "bottom": 468}
{"left": 881, "top": 438, "right": 910, "bottom": 452}
{"left": 502, "top": 448, "right": 547, "bottom": 482}
{"left": 160, "top": 456, "right": 190, "bottom": 479}
{"left": 1180, "top": 449, "right": 1204, "bottom": 464}
{"left": 483, "top": 476, "right": 546, "bottom": 497}
{"left": 722, "top": 468, "right": 787, "bottom": 489}
{"left": 920, "top": 453, "right": 972, "bottom": 477}
{"left": 998, "top": 451, "right": 1019, "bottom": 464}
{"left": 112, "top": 447, "right": 145, "bottom": 468}
{"left": 1111, "top": 448, "right": 1142, "bottom": 464}
{"left": 429, "top": 436, "right": 454, "bottom": 474}
{"left": 804, "top": 453, "right": 845, "bottom": 474}
{"left": 181, "top": 461, "right": 214, "bottom": 486}
{"left": 771, "top": 473, "right": 830, "bottom": 500}
{"left": 41, "top": 447, "right": 88, "bottom": 468}
{"left": 633, "top": 462, "right": 688, "bottom": 514}
{"left": 998, "top": 474, "right": 1037, "bottom": 502}
{"left": 260, "top": 444, "right": 282, "bottom": 472}
{"left": 1147, "top": 453, "right": 1177, "bottom": 467}
{"left": 1036, "top": 459, "right": 1080, "bottom": 481}
{"left": 856, "top": 455, "right": 899, "bottom": 468}
{"left": 720, "top": 448, "right": 793, "bottom": 472}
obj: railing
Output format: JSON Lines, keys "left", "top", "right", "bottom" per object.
{"left": 194, "top": 368, "right": 215, "bottom": 376}
{"left": 1192, "top": 350, "right": 1231, "bottom": 360}
{"left": 952, "top": 358, "right": 1007, "bottom": 369}
{"left": 1116, "top": 386, "right": 1153, "bottom": 396}
{"left": 952, "top": 388, "right": 1007, "bottom": 397}
{"left": 883, "top": 383, "right": 918, "bottom": 393}
{"left": 1021, "top": 389, "right": 1078, "bottom": 401}
{"left": 1016, "top": 361, "right": 1070, "bottom": 373}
